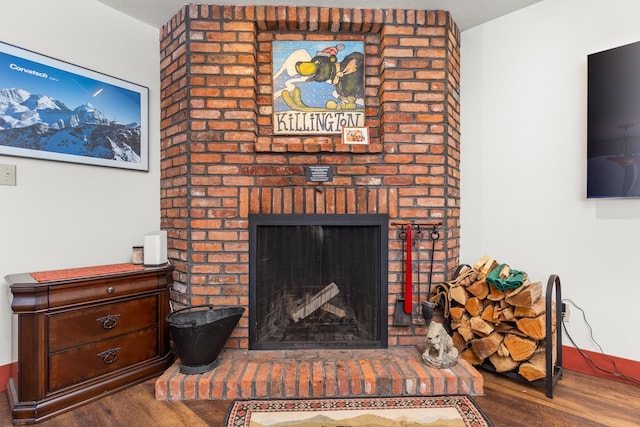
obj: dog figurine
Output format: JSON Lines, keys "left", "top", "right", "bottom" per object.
{"left": 422, "top": 321, "right": 459, "bottom": 368}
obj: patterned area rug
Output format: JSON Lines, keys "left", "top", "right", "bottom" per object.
{"left": 224, "top": 395, "right": 493, "bottom": 427}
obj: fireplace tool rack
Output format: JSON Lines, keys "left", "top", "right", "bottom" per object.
{"left": 391, "top": 221, "right": 443, "bottom": 325}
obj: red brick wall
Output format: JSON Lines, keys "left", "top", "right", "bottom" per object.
{"left": 160, "top": 5, "right": 460, "bottom": 349}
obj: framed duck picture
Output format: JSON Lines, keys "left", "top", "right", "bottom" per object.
{"left": 272, "top": 40, "right": 365, "bottom": 135}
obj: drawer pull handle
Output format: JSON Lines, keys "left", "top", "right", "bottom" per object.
{"left": 106, "top": 286, "right": 115, "bottom": 294}
{"left": 96, "top": 314, "right": 121, "bottom": 330}
{"left": 97, "top": 347, "right": 121, "bottom": 364}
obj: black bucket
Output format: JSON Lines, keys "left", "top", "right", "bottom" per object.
{"left": 166, "top": 305, "right": 245, "bottom": 375}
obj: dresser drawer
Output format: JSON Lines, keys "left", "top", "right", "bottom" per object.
{"left": 48, "top": 327, "right": 158, "bottom": 392}
{"left": 48, "top": 273, "right": 160, "bottom": 307}
{"left": 48, "top": 295, "right": 158, "bottom": 352}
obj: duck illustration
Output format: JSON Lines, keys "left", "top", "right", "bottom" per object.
{"left": 289, "top": 44, "right": 364, "bottom": 111}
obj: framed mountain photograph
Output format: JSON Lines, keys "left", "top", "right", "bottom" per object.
{"left": 0, "top": 41, "right": 148, "bottom": 171}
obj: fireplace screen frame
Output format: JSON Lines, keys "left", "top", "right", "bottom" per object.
{"left": 248, "top": 214, "right": 389, "bottom": 350}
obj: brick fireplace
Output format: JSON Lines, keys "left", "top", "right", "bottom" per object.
{"left": 156, "top": 4, "right": 470, "bottom": 399}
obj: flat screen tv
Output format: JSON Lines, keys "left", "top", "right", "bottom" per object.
{"left": 587, "top": 40, "right": 640, "bottom": 198}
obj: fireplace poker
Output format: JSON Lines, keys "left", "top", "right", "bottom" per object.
{"left": 427, "top": 226, "right": 440, "bottom": 296}
{"left": 420, "top": 225, "right": 441, "bottom": 326}
{"left": 415, "top": 225, "right": 423, "bottom": 318}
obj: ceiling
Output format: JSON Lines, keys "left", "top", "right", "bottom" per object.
{"left": 95, "top": 0, "right": 542, "bottom": 32}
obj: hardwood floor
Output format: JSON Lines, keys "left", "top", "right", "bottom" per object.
{"left": 1, "top": 369, "right": 638, "bottom": 426}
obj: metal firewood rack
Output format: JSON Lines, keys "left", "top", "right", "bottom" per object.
{"left": 477, "top": 274, "right": 563, "bottom": 398}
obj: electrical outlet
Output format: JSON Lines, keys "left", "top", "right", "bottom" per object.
{"left": 0, "top": 164, "right": 16, "bottom": 186}
{"left": 562, "top": 303, "right": 570, "bottom": 322}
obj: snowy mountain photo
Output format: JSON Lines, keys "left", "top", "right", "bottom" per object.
{"left": 0, "top": 87, "right": 141, "bottom": 163}
{"left": 0, "top": 41, "right": 148, "bottom": 170}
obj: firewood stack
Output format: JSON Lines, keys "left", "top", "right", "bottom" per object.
{"left": 438, "top": 256, "right": 556, "bottom": 381}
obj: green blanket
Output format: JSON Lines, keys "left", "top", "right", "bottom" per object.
{"left": 486, "top": 264, "right": 525, "bottom": 291}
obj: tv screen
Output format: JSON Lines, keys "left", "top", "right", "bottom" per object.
{"left": 587, "top": 40, "right": 640, "bottom": 198}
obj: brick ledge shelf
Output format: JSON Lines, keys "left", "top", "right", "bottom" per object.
{"left": 155, "top": 348, "right": 483, "bottom": 400}
{"left": 255, "top": 142, "right": 384, "bottom": 153}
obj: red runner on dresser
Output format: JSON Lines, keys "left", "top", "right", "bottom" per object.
{"left": 30, "top": 263, "right": 145, "bottom": 282}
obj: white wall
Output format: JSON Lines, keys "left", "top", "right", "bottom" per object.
{"left": 0, "top": 0, "right": 160, "bottom": 365}
{"left": 461, "top": 0, "right": 640, "bottom": 361}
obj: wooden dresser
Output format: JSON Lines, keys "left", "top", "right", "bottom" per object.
{"left": 5, "top": 264, "right": 174, "bottom": 425}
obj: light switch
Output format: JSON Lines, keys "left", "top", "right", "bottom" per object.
{"left": 0, "top": 164, "right": 16, "bottom": 186}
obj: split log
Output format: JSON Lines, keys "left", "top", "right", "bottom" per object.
{"left": 518, "top": 362, "right": 545, "bottom": 381}
{"left": 473, "top": 255, "right": 499, "bottom": 279}
{"left": 461, "top": 348, "right": 485, "bottom": 365}
{"left": 470, "top": 316, "right": 494, "bottom": 336}
{"left": 470, "top": 332, "right": 504, "bottom": 360}
{"left": 467, "top": 279, "right": 490, "bottom": 299}
{"left": 320, "top": 302, "right": 346, "bottom": 318}
{"left": 503, "top": 334, "right": 538, "bottom": 361}
{"left": 460, "top": 316, "right": 471, "bottom": 328}
{"left": 486, "top": 285, "right": 505, "bottom": 301}
{"left": 465, "top": 297, "right": 484, "bottom": 317}
{"left": 505, "top": 281, "right": 542, "bottom": 308}
{"left": 497, "top": 343, "right": 509, "bottom": 357}
{"left": 481, "top": 304, "right": 495, "bottom": 323}
{"left": 516, "top": 314, "right": 546, "bottom": 340}
{"left": 514, "top": 297, "right": 546, "bottom": 318}
{"left": 450, "top": 307, "right": 468, "bottom": 323}
{"left": 457, "top": 326, "right": 475, "bottom": 342}
{"left": 495, "top": 322, "right": 526, "bottom": 336}
{"left": 504, "top": 282, "right": 524, "bottom": 298}
{"left": 451, "top": 314, "right": 471, "bottom": 332}
{"left": 489, "top": 352, "right": 520, "bottom": 373}
{"left": 449, "top": 285, "right": 469, "bottom": 305}
{"left": 290, "top": 282, "right": 339, "bottom": 323}
{"left": 518, "top": 345, "right": 547, "bottom": 381}
{"left": 498, "top": 306, "right": 514, "bottom": 322}
{"left": 492, "top": 306, "right": 501, "bottom": 322}
{"left": 473, "top": 255, "right": 492, "bottom": 271}
{"left": 498, "top": 264, "right": 511, "bottom": 279}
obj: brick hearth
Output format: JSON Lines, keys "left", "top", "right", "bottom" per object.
{"left": 155, "top": 348, "right": 483, "bottom": 400}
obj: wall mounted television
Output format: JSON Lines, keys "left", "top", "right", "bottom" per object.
{"left": 587, "top": 40, "right": 640, "bottom": 198}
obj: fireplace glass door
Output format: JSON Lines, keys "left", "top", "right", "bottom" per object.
{"left": 249, "top": 214, "right": 388, "bottom": 350}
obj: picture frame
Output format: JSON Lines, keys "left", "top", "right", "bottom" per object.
{"left": 272, "top": 40, "right": 365, "bottom": 135}
{"left": 342, "top": 127, "right": 369, "bottom": 144}
{"left": 0, "top": 41, "right": 149, "bottom": 171}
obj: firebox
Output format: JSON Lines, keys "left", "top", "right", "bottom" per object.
{"left": 249, "top": 214, "right": 388, "bottom": 350}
